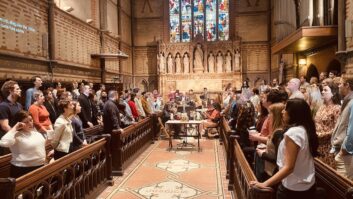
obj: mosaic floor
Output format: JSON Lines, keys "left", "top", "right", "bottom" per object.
{"left": 97, "top": 138, "right": 233, "bottom": 199}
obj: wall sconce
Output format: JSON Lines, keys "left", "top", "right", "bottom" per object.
{"left": 299, "top": 58, "right": 307, "bottom": 66}
{"left": 63, "top": 6, "right": 74, "bottom": 12}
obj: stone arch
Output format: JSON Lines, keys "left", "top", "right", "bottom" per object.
{"left": 139, "top": 79, "right": 148, "bottom": 92}
{"left": 326, "top": 59, "right": 341, "bottom": 76}
{"left": 306, "top": 64, "right": 319, "bottom": 80}
{"left": 149, "top": 80, "right": 156, "bottom": 91}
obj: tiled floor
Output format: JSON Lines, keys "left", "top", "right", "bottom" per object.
{"left": 97, "top": 138, "right": 233, "bottom": 199}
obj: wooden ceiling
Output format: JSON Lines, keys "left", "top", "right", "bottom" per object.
{"left": 271, "top": 26, "right": 338, "bottom": 54}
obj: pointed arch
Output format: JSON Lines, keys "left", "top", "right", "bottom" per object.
{"left": 306, "top": 64, "right": 319, "bottom": 80}
{"left": 326, "top": 59, "right": 341, "bottom": 76}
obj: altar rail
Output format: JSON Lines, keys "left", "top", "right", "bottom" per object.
{"left": 110, "top": 117, "right": 154, "bottom": 175}
{"left": 0, "top": 135, "right": 112, "bottom": 199}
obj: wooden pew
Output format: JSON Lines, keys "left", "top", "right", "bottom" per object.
{"left": 220, "top": 115, "right": 353, "bottom": 198}
{"left": 228, "top": 135, "right": 275, "bottom": 199}
{"left": 315, "top": 158, "right": 353, "bottom": 199}
{"left": 110, "top": 117, "right": 155, "bottom": 176}
{"left": 220, "top": 117, "right": 274, "bottom": 198}
{"left": 219, "top": 116, "right": 232, "bottom": 179}
{"left": 0, "top": 135, "right": 112, "bottom": 199}
{"left": 0, "top": 125, "right": 104, "bottom": 179}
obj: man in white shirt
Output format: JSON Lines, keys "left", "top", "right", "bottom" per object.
{"left": 287, "top": 78, "right": 305, "bottom": 99}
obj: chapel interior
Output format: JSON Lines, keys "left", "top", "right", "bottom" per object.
{"left": 0, "top": 0, "right": 352, "bottom": 198}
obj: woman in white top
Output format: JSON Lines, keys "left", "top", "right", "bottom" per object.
{"left": 51, "top": 99, "right": 74, "bottom": 160}
{"left": 251, "top": 98, "right": 319, "bottom": 198}
{"left": 0, "top": 111, "right": 46, "bottom": 178}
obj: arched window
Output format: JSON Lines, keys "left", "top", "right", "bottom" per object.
{"left": 169, "top": 0, "right": 229, "bottom": 43}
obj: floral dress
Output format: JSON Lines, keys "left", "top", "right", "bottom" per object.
{"left": 314, "top": 103, "right": 340, "bottom": 168}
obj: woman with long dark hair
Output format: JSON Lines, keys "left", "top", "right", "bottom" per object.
{"left": 251, "top": 98, "right": 319, "bottom": 198}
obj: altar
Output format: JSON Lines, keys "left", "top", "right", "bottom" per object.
{"left": 157, "top": 40, "right": 243, "bottom": 98}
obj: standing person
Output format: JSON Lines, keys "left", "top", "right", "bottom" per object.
{"left": 134, "top": 89, "right": 146, "bottom": 119}
{"left": 50, "top": 99, "right": 74, "bottom": 160}
{"left": 319, "top": 72, "right": 327, "bottom": 83}
{"left": 103, "top": 91, "right": 123, "bottom": 134}
{"left": 314, "top": 83, "right": 340, "bottom": 166}
{"left": 52, "top": 82, "right": 62, "bottom": 99}
{"left": 315, "top": 83, "right": 341, "bottom": 137}
{"left": 128, "top": 93, "right": 139, "bottom": 121}
{"left": 256, "top": 103, "right": 285, "bottom": 179}
{"left": 331, "top": 77, "right": 353, "bottom": 179}
{"left": 96, "top": 84, "right": 105, "bottom": 102}
{"left": 71, "top": 81, "right": 80, "bottom": 100}
{"left": 0, "top": 111, "right": 46, "bottom": 178}
{"left": 0, "top": 80, "right": 23, "bottom": 155}
{"left": 43, "top": 89, "right": 58, "bottom": 124}
{"left": 28, "top": 90, "right": 53, "bottom": 135}
{"left": 71, "top": 101, "right": 87, "bottom": 151}
{"left": 25, "top": 76, "right": 42, "bottom": 110}
{"left": 287, "top": 78, "right": 305, "bottom": 99}
{"left": 251, "top": 99, "right": 319, "bottom": 198}
{"left": 141, "top": 92, "right": 152, "bottom": 117}
{"left": 78, "top": 85, "right": 94, "bottom": 128}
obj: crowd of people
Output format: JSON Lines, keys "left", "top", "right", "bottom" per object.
{"left": 216, "top": 71, "right": 353, "bottom": 198}
{"left": 0, "top": 76, "right": 164, "bottom": 178}
{"left": 0, "top": 70, "right": 352, "bottom": 197}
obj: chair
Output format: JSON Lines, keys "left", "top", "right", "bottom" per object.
{"left": 158, "top": 117, "right": 173, "bottom": 150}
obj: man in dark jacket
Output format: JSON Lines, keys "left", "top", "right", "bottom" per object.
{"left": 103, "top": 90, "right": 123, "bottom": 134}
{"left": 78, "top": 85, "right": 94, "bottom": 128}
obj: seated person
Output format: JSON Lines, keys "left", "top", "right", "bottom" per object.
{"left": 200, "top": 102, "right": 222, "bottom": 136}
{"left": 162, "top": 102, "right": 181, "bottom": 138}
{"left": 0, "top": 111, "right": 46, "bottom": 178}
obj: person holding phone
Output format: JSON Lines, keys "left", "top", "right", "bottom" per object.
{"left": 0, "top": 111, "right": 46, "bottom": 178}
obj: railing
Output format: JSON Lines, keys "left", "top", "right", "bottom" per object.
{"left": 219, "top": 116, "right": 232, "bottom": 180}
{"left": 0, "top": 135, "right": 112, "bottom": 199}
{"left": 0, "top": 154, "right": 11, "bottom": 178}
{"left": 111, "top": 117, "right": 154, "bottom": 175}
{"left": 315, "top": 158, "right": 353, "bottom": 199}
{"left": 219, "top": 117, "right": 274, "bottom": 198}
{"left": 220, "top": 115, "right": 353, "bottom": 198}
{"left": 0, "top": 125, "right": 103, "bottom": 179}
{"left": 229, "top": 135, "right": 275, "bottom": 199}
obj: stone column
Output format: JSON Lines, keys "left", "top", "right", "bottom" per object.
{"left": 337, "top": 0, "right": 346, "bottom": 52}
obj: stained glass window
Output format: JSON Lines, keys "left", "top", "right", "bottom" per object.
{"left": 169, "top": 0, "right": 229, "bottom": 42}
{"left": 169, "top": 0, "right": 180, "bottom": 42}
{"left": 193, "top": 0, "right": 204, "bottom": 38}
{"left": 218, "top": 0, "right": 229, "bottom": 41}
{"left": 181, "top": 0, "right": 192, "bottom": 42}
{"left": 206, "top": 0, "right": 217, "bottom": 41}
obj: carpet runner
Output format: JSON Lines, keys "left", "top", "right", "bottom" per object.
{"left": 97, "top": 138, "right": 233, "bottom": 199}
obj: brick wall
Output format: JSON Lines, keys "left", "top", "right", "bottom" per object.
{"left": 54, "top": 8, "right": 100, "bottom": 67}
{"left": 0, "top": 0, "right": 48, "bottom": 58}
{"left": 103, "top": 34, "right": 120, "bottom": 72}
